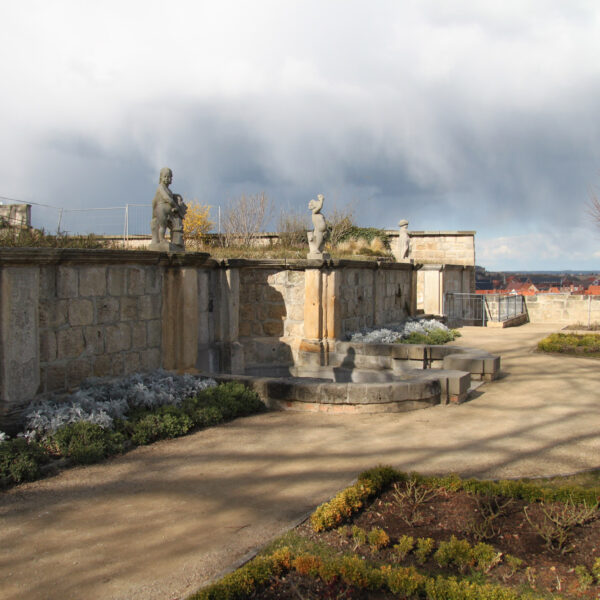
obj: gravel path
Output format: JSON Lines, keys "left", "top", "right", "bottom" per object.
{"left": 1, "top": 322, "right": 599, "bottom": 600}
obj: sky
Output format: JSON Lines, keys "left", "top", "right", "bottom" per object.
{"left": 1, "top": 0, "right": 600, "bottom": 271}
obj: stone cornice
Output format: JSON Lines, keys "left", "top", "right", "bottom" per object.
{"left": 0, "top": 248, "right": 213, "bottom": 267}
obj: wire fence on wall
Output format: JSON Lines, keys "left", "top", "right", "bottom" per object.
{"left": 1, "top": 196, "right": 155, "bottom": 240}
{"left": 0, "top": 196, "right": 228, "bottom": 242}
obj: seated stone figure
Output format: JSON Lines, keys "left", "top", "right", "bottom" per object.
{"left": 307, "top": 194, "right": 330, "bottom": 259}
{"left": 150, "top": 167, "right": 187, "bottom": 252}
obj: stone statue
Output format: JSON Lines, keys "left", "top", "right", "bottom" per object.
{"left": 150, "top": 167, "right": 187, "bottom": 252}
{"left": 394, "top": 219, "right": 410, "bottom": 261}
{"left": 307, "top": 193, "right": 330, "bottom": 259}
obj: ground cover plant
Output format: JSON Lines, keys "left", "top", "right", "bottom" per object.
{"left": 0, "top": 371, "right": 265, "bottom": 487}
{"left": 194, "top": 467, "right": 600, "bottom": 599}
{"left": 349, "top": 319, "right": 460, "bottom": 345}
{"left": 537, "top": 333, "right": 600, "bottom": 358}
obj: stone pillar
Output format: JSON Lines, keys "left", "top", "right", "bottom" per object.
{"left": 421, "top": 264, "right": 443, "bottom": 315}
{"left": 0, "top": 266, "right": 40, "bottom": 430}
{"left": 299, "top": 267, "right": 340, "bottom": 366}
{"left": 213, "top": 267, "right": 244, "bottom": 373}
{"left": 162, "top": 267, "right": 199, "bottom": 371}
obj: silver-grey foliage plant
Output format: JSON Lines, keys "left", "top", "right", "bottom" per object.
{"left": 348, "top": 319, "right": 450, "bottom": 344}
{"left": 21, "top": 370, "right": 217, "bottom": 441}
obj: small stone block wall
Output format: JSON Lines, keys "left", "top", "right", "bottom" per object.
{"left": 409, "top": 231, "right": 475, "bottom": 266}
{"left": 525, "top": 293, "right": 600, "bottom": 324}
{"left": 239, "top": 268, "right": 305, "bottom": 339}
{"left": 339, "top": 266, "right": 412, "bottom": 334}
{"left": 38, "top": 264, "right": 162, "bottom": 391}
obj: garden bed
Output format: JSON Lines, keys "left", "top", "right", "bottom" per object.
{"left": 537, "top": 333, "right": 600, "bottom": 358}
{"left": 0, "top": 372, "right": 266, "bottom": 488}
{"left": 195, "top": 468, "right": 600, "bottom": 599}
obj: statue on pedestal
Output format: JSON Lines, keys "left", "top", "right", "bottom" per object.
{"left": 307, "top": 194, "right": 330, "bottom": 259}
{"left": 150, "top": 167, "right": 187, "bottom": 252}
{"left": 395, "top": 219, "right": 410, "bottom": 261}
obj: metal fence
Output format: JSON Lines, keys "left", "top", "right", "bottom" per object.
{"left": 444, "top": 293, "right": 526, "bottom": 326}
{"left": 444, "top": 293, "right": 486, "bottom": 326}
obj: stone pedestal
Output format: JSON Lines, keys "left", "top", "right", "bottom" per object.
{"left": 149, "top": 241, "right": 184, "bottom": 253}
{"left": 307, "top": 252, "right": 330, "bottom": 260}
{"left": 298, "top": 267, "right": 340, "bottom": 367}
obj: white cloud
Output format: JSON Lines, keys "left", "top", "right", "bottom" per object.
{"left": 2, "top": 1, "right": 600, "bottom": 270}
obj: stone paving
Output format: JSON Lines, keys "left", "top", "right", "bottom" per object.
{"left": 1, "top": 322, "right": 599, "bottom": 600}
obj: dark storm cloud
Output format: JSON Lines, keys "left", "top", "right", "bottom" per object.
{"left": 2, "top": 1, "right": 600, "bottom": 267}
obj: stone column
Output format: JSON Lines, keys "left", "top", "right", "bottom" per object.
{"left": 299, "top": 266, "right": 340, "bottom": 366}
{"left": 421, "top": 264, "right": 444, "bottom": 315}
{"left": 162, "top": 267, "right": 199, "bottom": 371}
{"left": 213, "top": 267, "right": 244, "bottom": 373}
{"left": 0, "top": 266, "right": 40, "bottom": 430}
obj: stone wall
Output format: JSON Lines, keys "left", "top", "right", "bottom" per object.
{"left": 0, "top": 250, "right": 421, "bottom": 429}
{"left": 338, "top": 263, "right": 413, "bottom": 334}
{"left": 416, "top": 264, "right": 474, "bottom": 315}
{"left": 407, "top": 231, "right": 475, "bottom": 266}
{"left": 239, "top": 267, "right": 305, "bottom": 339}
{"left": 525, "top": 293, "right": 600, "bottom": 324}
{"left": 38, "top": 263, "right": 162, "bottom": 392}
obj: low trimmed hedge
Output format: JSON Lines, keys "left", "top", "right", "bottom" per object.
{"left": 0, "top": 382, "right": 265, "bottom": 486}
{"left": 537, "top": 332, "right": 600, "bottom": 356}
{"left": 310, "top": 467, "right": 600, "bottom": 534}
{"left": 192, "top": 546, "right": 545, "bottom": 600}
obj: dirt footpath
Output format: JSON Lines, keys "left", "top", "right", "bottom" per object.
{"left": 1, "top": 322, "right": 599, "bottom": 600}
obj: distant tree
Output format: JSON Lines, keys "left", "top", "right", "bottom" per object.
{"left": 589, "top": 193, "right": 600, "bottom": 231}
{"left": 222, "top": 193, "right": 270, "bottom": 247}
{"left": 277, "top": 208, "right": 309, "bottom": 249}
{"left": 183, "top": 200, "right": 213, "bottom": 250}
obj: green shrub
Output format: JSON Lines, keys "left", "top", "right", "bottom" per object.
{"left": 367, "top": 527, "right": 390, "bottom": 550}
{"left": 339, "top": 554, "right": 383, "bottom": 589}
{"left": 0, "top": 438, "right": 49, "bottom": 483}
{"left": 52, "top": 422, "right": 125, "bottom": 464}
{"left": 471, "top": 542, "right": 502, "bottom": 573}
{"left": 338, "top": 225, "right": 390, "bottom": 247}
{"left": 504, "top": 554, "right": 523, "bottom": 576}
{"left": 311, "top": 465, "right": 399, "bottom": 531}
{"left": 182, "top": 382, "right": 265, "bottom": 425}
{"left": 383, "top": 565, "right": 427, "bottom": 596}
{"left": 537, "top": 332, "right": 600, "bottom": 355}
{"left": 593, "top": 557, "right": 600, "bottom": 581}
{"left": 191, "top": 549, "right": 290, "bottom": 600}
{"left": 415, "top": 537, "right": 435, "bottom": 565}
{"left": 434, "top": 535, "right": 473, "bottom": 573}
{"left": 574, "top": 565, "right": 594, "bottom": 590}
{"left": 351, "top": 525, "right": 367, "bottom": 545}
{"left": 393, "top": 535, "right": 415, "bottom": 560}
{"left": 130, "top": 410, "right": 193, "bottom": 445}
{"left": 400, "top": 328, "right": 461, "bottom": 345}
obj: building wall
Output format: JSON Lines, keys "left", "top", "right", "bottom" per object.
{"left": 406, "top": 231, "right": 475, "bottom": 266}
{"left": 525, "top": 293, "right": 600, "bottom": 324}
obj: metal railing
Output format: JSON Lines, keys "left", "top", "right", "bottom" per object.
{"left": 444, "top": 293, "right": 486, "bottom": 326}
{"left": 444, "top": 292, "right": 526, "bottom": 326}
